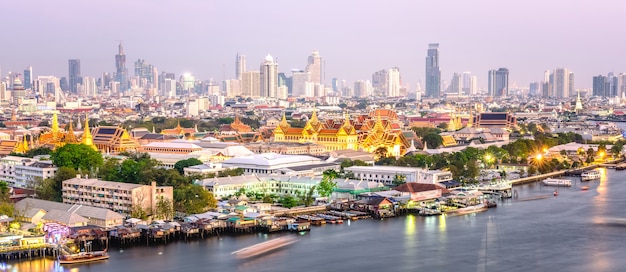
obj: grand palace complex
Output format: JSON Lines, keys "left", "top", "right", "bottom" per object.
{"left": 0, "top": 109, "right": 421, "bottom": 157}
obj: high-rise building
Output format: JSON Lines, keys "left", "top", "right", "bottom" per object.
{"left": 488, "top": 68, "right": 509, "bottom": 97}
{"left": 448, "top": 73, "right": 462, "bottom": 95}
{"left": 68, "top": 59, "right": 81, "bottom": 94}
{"left": 593, "top": 75, "right": 607, "bottom": 97}
{"left": 568, "top": 72, "right": 575, "bottom": 97}
{"left": 82, "top": 76, "right": 97, "bottom": 97}
{"left": 241, "top": 71, "right": 260, "bottom": 97}
{"left": 236, "top": 53, "right": 246, "bottom": 80}
{"left": 607, "top": 72, "right": 618, "bottom": 97}
{"left": 134, "top": 59, "right": 154, "bottom": 86}
{"left": 331, "top": 78, "right": 339, "bottom": 94}
{"left": 180, "top": 74, "right": 195, "bottom": 94}
{"left": 306, "top": 50, "right": 322, "bottom": 85}
{"left": 115, "top": 42, "right": 128, "bottom": 92}
{"left": 425, "top": 43, "right": 441, "bottom": 98}
{"left": 387, "top": 67, "right": 401, "bottom": 97}
{"left": 260, "top": 54, "right": 278, "bottom": 98}
{"left": 553, "top": 68, "right": 570, "bottom": 98}
{"left": 619, "top": 73, "right": 626, "bottom": 97}
{"left": 291, "top": 70, "right": 310, "bottom": 97}
{"left": 23, "top": 67, "right": 32, "bottom": 89}
{"left": 372, "top": 69, "right": 388, "bottom": 95}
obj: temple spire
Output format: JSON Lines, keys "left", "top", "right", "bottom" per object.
{"left": 81, "top": 114, "right": 97, "bottom": 150}
{"left": 51, "top": 112, "right": 59, "bottom": 141}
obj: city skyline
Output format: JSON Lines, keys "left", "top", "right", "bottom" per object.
{"left": 2, "top": 0, "right": 625, "bottom": 90}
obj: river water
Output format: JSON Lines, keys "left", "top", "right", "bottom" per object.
{"left": 6, "top": 168, "right": 626, "bottom": 272}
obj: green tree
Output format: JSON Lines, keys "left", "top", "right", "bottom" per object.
{"left": 38, "top": 167, "right": 77, "bottom": 202}
{"left": 302, "top": 185, "right": 316, "bottom": 207}
{"left": 51, "top": 144, "right": 103, "bottom": 171}
{"left": 174, "top": 158, "right": 203, "bottom": 175}
{"left": 611, "top": 143, "right": 624, "bottom": 158}
{"left": 392, "top": 174, "right": 406, "bottom": 186}
{"left": 154, "top": 196, "right": 174, "bottom": 220}
{"left": 317, "top": 169, "right": 338, "bottom": 198}
{"left": 422, "top": 133, "right": 443, "bottom": 149}
{"left": 130, "top": 205, "right": 149, "bottom": 220}
{"left": 374, "top": 147, "right": 388, "bottom": 159}
{"left": 174, "top": 184, "right": 217, "bottom": 214}
{"left": 279, "top": 195, "right": 300, "bottom": 208}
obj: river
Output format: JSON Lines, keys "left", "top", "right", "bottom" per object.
{"left": 6, "top": 168, "right": 626, "bottom": 272}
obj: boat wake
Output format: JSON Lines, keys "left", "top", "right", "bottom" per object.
{"left": 232, "top": 237, "right": 298, "bottom": 259}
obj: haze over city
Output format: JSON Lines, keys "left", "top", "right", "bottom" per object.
{"left": 2, "top": 0, "right": 626, "bottom": 89}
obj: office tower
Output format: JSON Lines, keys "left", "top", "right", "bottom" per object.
{"left": 23, "top": 67, "right": 32, "bottom": 89}
{"left": 306, "top": 50, "right": 322, "bottom": 85}
{"left": 115, "top": 42, "right": 128, "bottom": 92}
{"left": 134, "top": 59, "right": 155, "bottom": 87}
{"left": 35, "top": 76, "right": 60, "bottom": 97}
{"left": 0, "top": 82, "right": 6, "bottom": 101}
{"left": 354, "top": 80, "right": 366, "bottom": 98}
{"left": 82, "top": 76, "right": 97, "bottom": 97}
{"left": 291, "top": 70, "right": 310, "bottom": 97}
{"left": 529, "top": 82, "right": 540, "bottom": 96}
{"left": 619, "top": 73, "right": 626, "bottom": 97}
{"left": 236, "top": 53, "right": 246, "bottom": 80}
{"left": 180, "top": 74, "right": 195, "bottom": 94}
{"left": 425, "top": 43, "right": 441, "bottom": 98}
{"left": 387, "top": 67, "right": 401, "bottom": 97}
{"left": 593, "top": 75, "right": 607, "bottom": 97}
{"left": 260, "top": 54, "right": 278, "bottom": 98}
{"left": 164, "top": 78, "right": 176, "bottom": 98}
{"left": 11, "top": 78, "right": 25, "bottom": 105}
{"left": 372, "top": 69, "right": 388, "bottom": 95}
{"left": 223, "top": 79, "right": 241, "bottom": 97}
{"left": 487, "top": 70, "right": 496, "bottom": 96}
{"left": 60, "top": 77, "right": 69, "bottom": 92}
{"left": 331, "top": 78, "right": 339, "bottom": 93}
{"left": 553, "top": 68, "right": 570, "bottom": 98}
{"left": 489, "top": 68, "right": 508, "bottom": 97}
{"left": 448, "top": 73, "right": 462, "bottom": 95}
{"left": 607, "top": 72, "right": 618, "bottom": 97}
{"left": 241, "top": 71, "right": 260, "bottom": 97}
{"left": 495, "top": 68, "right": 509, "bottom": 97}
{"left": 568, "top": 72, "right": 575, "bottom": 97}
{"left": 68, "top": 59, "right": 81, "bottom": 94}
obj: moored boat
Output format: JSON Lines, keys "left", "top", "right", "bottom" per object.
{"left": 59, "top": 250, "right": 109, "bottom": 265}
{"left": 616, "top": 163, "right": 626, "bottom": 170}
{"left": 542, "top": 178, "right": 572, "bottom": 187}
{"left": 581, "top": 170, "right": 601, "bottom": 181}
{"left": 581, "top": 185, "right": 590, "bottom": 191}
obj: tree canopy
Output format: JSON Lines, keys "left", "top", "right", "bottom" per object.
{"left": 174, "top": 158, "right": 203, "bottom": 175}
{"left": 51, "top": 144, "right": 103, "bottom": 171}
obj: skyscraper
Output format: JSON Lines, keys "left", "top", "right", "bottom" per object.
{"left": 291, "top": 70, "right": 310, "bottom": 97}
{"left": 488, "top": 68, "right": 508, "bottom": 97}
{"left": 306, "top": 50, "right": 322, "bottom": 85}
{"left": 593, "top": 75, "right": 607, "bottom": 97}
{"left": 387, "top": 67, "right": 401, "bottom": 97}
{"left": 23, "top": 66, "right": 32, "bottom": 90}
{"left": 372, "top": 69, "right": 388, "bottom": 95}
{"left": 236, "top": 53, "right": 246, "bottom": 80}
{"left": 553, "top": 68, "right": 570, "bottom": 98}
{"left": 260, "top": 54, "right": 278, "bottom": 98}
{"left": 241, "top": 71, "right": 260, "bottom": 97}
{"left": 115, "top": 42, "right": 128, "bottom": 92}
{"left": 425, "top": 43, "right": 441, "bottom": 98}
{"left": 68, "top": 59, "right": 81, "bottom": 94}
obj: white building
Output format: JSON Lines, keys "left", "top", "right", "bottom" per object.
{"left": 0, "top": 156, "right": 58, "bottom": 188}
{"left": 62, "top": 177, "right": 173, "bottom": 217}
{"left": 388, "top": 67, "right": 401, "bottom": 97}
{"left": 260, "top": 54, "right": 278, "bottom": 98}
{"left": 344, "top": 166, "right": 452, "bottom": 186}
{"left": 221, "top": 153, "right": 337, "bottom": 176}
{"left": 195, "top": 174, "right": 321, "bottom": 199}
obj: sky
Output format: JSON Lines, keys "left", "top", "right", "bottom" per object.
{"left": 2, "top": 0, "right": 626, "bottom": 90}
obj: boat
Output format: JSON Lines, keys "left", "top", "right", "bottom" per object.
{"left": 581, "top": 185, "right": 590, "bottom": 191}
{"left": 581, "top": 170, "right": 601, "bottom": 181}
{"left": 446, "top": 203, "right": 488, "bottom": 216}
{"left": 231, "top": 237, "right": 298, "bottom": 259}
{"left": 59, "top": 250, "right": 109, "bottom": 264}
{"left": 542, "top": 178, "right": 572, "bottom": 187}
{"left": 616, "top": 163, "right": 626, "bottom": 170}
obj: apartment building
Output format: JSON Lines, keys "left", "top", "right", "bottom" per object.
{"left": 62, "top": 177, "right": 173, "bottom": 216}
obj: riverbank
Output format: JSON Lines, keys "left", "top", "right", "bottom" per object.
{"left": 509, "top": 160, "right": 622, "bottom": 186}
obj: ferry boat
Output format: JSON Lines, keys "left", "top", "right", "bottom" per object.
{"left": 59, "top": 250, "right": 109, "bottom": 264}
{"left": 231, "top": 237, "right": 298, "bottom": 259}
{"left": 542, "top": 178, "right": 572, "bottom": 187}
{"left": 581, "top": 170, "right": 601, "bottom": 181}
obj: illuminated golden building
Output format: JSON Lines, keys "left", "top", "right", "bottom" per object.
{"left": 273, "top": 109, "right": 418, "bottom": 156}
{"left": 161, "top": 120, "right": 198, "bottom": 138}
{"left": 229, "top": 115, "right": 252, "bottom": 133}
{"left": 91, "top": 126, "right": 140, "bottom": 153}
{"left": 81, "top": 115, "right": 98, "bottom": 151}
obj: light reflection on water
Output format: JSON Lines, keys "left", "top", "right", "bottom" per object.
{"left": 7, "top": 169, "right": 626, "bottom": 272}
